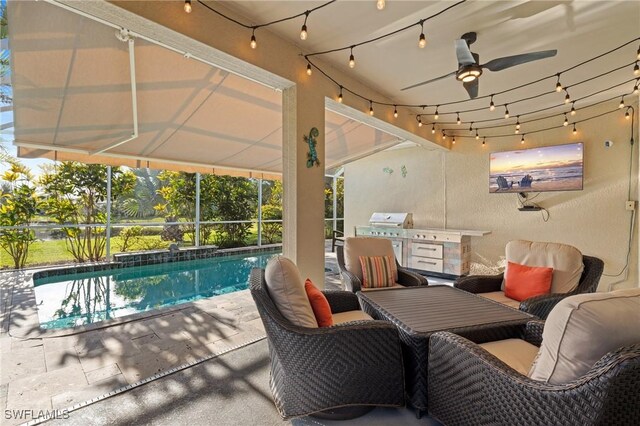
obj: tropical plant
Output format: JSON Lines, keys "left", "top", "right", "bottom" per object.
{"left": 119, "top": 168, "right": 163, "bottom": 219}
{"left": 0, "top": 157, "right": 38, "bottom": 268}
{"left": 117, "top": 226, "right": 143, "bottom": 252}
{"left": 261, "top": 180, "right": 283, "bottom": 244}
{"left": 39, "top": 163, "right": 135, "bottom": 262}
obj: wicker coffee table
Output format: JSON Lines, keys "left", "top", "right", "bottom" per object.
{"left": 357, "top": 285, "right": 533, "bottom": 418}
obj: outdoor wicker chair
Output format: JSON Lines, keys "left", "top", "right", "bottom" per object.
{"left": 337, "top": 237, "right": 428, "bottom": 292}
{"left": 249, "top": 268, "right": 405, "bottom": 420}
{"left": 427, "top": 289, "right": 640, "bottom": 426}
{"left": 455, "top": 240, "right": 603, "bottom": 319}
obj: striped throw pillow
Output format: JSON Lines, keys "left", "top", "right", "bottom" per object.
{"left": 359, "top": 255, "right": 396, "bottom": 288}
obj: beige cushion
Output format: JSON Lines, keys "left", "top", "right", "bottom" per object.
{"left": 264, "top": 256, "right": 318, "bottom": 328}
{"left": 361, "top": 284, "right": 405, "bottom": 292}
{"left": 344, "top": 237, "right": 397, "bottom": 282}
{"left": 502, "top": 240, "right": 584, "bottom": 294}
{"left": 479, "top": 339, "right": 540, "bottom": 376}
{"left": 529, "top": 288, "right": 640, "bottom": 384}
{"left": 478, "top": 291, "right": 521, "bottom": 309}
{"left": 332, "top": 310, "right": 373, "bottom": 325}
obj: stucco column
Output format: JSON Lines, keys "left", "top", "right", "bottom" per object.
{"left": 282, "top": 85, "right": 326, "bottom": 287}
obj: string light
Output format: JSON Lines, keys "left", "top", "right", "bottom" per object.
{"left": 564, "top": 89, "right": 571, "bottom": 104}
{"left": 306, "top": 63, "right": 312, "bottom": 76}
{"left": 572, "top": 123, "right": 577, "bottom": 135}
{"left": 489, "top": 95, "right": 495, "bottom": 111}
{"left": 442, "top": 130, "right": 447, "bottom": 140}
{"left": 570, "top": 102, "right": 577, "bottom": 116}
{"left": 475, "top": 129, "right": 480, "bottom": 140}
{"left": 456, "top": 113, "right": 461, "bottom": 125}
{"left": 634, "top": 61, "right": 639, "bottom": 75}
{"left": 482, "top": 136, "right": 486, "bottom": 146}
{"left": 563, "top": 114, "right": 569, "bottom": 126}
{"left": 393, "top": 105, "right": 398, "bottom": 118}
{"left": 555, "top": 73, "right": 562, "bottom": 92}
{"left": 431, "top": 124, "right": 436, "bottom": 134}
{"left": 418, "top": 21, "right": 427, "bottom": 48}
{"left": 184, "top": 0, "right": 192, "bottom": 13}
{"left": 619, "top": 96, "right": 625, "bottom": 108}
{"left": 434, "top": 106, "right": 439, "bottom": 120}
{"left": 250, "top": 30, "right": 257, "bottom": 49}
{"left": 376, "top": 0, "right": 386, "bottom": 10}
{"left": 515, "top": 116, "right": 521, "bottom": 130}
{"left": 637, "top": 45, "right": 640, "bottom": 60}
{"left": 300, "top": 11, "right": 309, "bottom": 40}
{"left": 337, "top": 86, "right": 343, "bottom": 103}
{"left": 369, "top": 100, "right": 374, "bottom": 116}
{"left": 452, "top": 136, "right": 456, "bottom": 144}
{"left": 634, "top": 79, "right": 639, "bottom": 94}
{"left": 418, "top": 115, "right": 423, "bottom": 127}
{"left": 521, "top": 134, "right": 525, "bottom": 144}
{"left": 348, "top": 47, "right": 355, "bottom": 68}
{"left": 625, "top": 109, "right": 631, "bottom": 120}
{"left": 504, "top": 104, "right": 510, "bottom": 119}
{"left": 469, "top": 122, "right": 474, "bottom": 132}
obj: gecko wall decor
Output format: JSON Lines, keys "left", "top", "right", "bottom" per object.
{"left": 304, "top": 127, "right": 320, "bottom": 168}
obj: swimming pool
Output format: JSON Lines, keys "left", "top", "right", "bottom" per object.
{"left": 33, "top": 251, "right": 279, "bottom": 330}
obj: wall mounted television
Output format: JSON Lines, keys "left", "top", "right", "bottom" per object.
{"left": 489, "top": 142, "right": 584, "bottom": 193}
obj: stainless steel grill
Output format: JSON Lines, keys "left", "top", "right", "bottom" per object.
{"left": 368, "top": 212, "right": 413, "bottom": 229}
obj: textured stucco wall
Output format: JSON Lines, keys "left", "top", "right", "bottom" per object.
{"left": 345, "top": 99, "right": 639, "bottom": 290}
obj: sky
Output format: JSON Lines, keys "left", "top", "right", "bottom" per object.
{"left": 490, "top": 142, "right": 583, "bottom": 174}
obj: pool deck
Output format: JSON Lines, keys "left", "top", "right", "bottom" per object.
{"left": 0, "top": 243, "right": 343, "bottom": 425}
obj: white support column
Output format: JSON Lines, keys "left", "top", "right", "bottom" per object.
{"left": 332, "top": 174, "right": 338, "bottom": 233}
{"left": 106, "top": 166, "right": 112, "bottom": 261}
{"left": 282, "top": 85, "right": 326, "bottom": 287}
{"left": 195, "top": 172, "right": 201, "bottom": 247}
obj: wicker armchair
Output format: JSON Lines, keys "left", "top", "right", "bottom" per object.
{"left": 249, "top": 268, "right": 405, "bottom": 420}
{"left": 455, "top": 255, "right": 603, "bottom": 319}
{"left": 337, "top": 238, "right": 428, "bottom": 292}
{"left": 427, "top": 323, "right": 640, "bottom": 426}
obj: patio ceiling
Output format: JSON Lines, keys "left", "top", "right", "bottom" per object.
{"left": 8, "top": 1, "right": 402, "bottom": 178}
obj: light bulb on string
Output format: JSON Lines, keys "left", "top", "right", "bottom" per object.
{"left": 434, "top": 106, "right": 439, "bottom": 120}
{"left": 469, "top": 122, "right": 474, "bottom": 132}
{"left": 570, "top": 102, "right": 576, "bottom": 116}
{"left": 475, "top": 129, "right": 479, "bottom": 140}
{"left": 489, "top": 95, "right": 495, "bottom": 111}
{"left": 418, "top": 21, "right": 427, "bottom": 48}
{"left": 634, "top": 79, "right": 639, "bottom": 94}
{"left": 300, "top": 12, "right": 309, "bottom": 40}
{"left": 515, "top": 116, "right": 521, "bottom": 130}
{"left": 625, "top": 109, "right": 631, "bottom": 120}
{"left": 348, "top": 47, "right": 355, "bottom": 68}
{"left": 521, "top": 134, "right": 525, "bottom": 144}
{"left": 418, "top": 116, "right": 423, "bottom": 127}
{"left": 572, "top": 123, "right": 577, "bottom": 135}
{"left": 337, "top": 86, "right": 343, "bottom": 103}
{"left": 619, "top": 96, "right": 625, "bottom": 109}
{"left": 442, "top": 131, "right": 447, "bottom": 140}
{"left": 564, "top": 89, "right": 571, "bottom": 104}
{"left": 250, "top": 30, "right": 257, "bottom": 49}
{"left": 563, "top": 114, "right": 569, "bottom": 126}
{"left": 452, "top": 136, "right": 456, "bottom": 144}
{"left": 184, "top": 0, "right": 192, "bottom": 13}
{"left": 555, "top": 73, "right": 562, "bottom": 92}
{"left": 482, "top": 137, "right": 486, "bottom": 146}
{"left": 431, "top": 124, "right": 436, "bottom": 134}
{"left": 637, "top": 45, "right": 640, "bottom": 60}
{"left": 634, "top": 61, "right": 639, "bottom": 76}
{"left": 369, "top": 101, "right": 374, "bottom": 116}
{"left": 393, "top": 105, "right": 398, "bottom": 118}
{"left": 456, "top": 113, "right": 461, "bottom": 125}
{"left": 504, "top": 104, "right": 510, "bottom": 119}
{"left": 306, "top": 63, "right": 312, "bottom": 76}
{"left": 376, "top": 0, "right": 386, "bottom": 10}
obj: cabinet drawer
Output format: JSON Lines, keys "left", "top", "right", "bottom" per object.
{"left": 409, "top": 257, "right": 443, "bottom": 273}
{"left": 410, "top": 243, "right": 443, "bottom": 259}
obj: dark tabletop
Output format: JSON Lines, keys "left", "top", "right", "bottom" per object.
{"left": 358, "top": 285, "right": 533, "bottom": 335}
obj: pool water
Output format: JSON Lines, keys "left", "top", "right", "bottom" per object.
{"left": 33, "top": 251, "right": 279, "bottom": 329}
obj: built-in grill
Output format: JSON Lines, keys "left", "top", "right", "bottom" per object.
{"left": 368, "top": 212, "right": 414, "bottom": 229}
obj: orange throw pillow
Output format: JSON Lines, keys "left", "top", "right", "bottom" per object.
{"left": 304, "top": 279, "right": 333, "bottom": 327}
{"left": 504, "top": 261, "right": 553, "bottom": 302}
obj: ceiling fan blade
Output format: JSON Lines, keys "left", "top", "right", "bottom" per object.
{"left": 455, "top": 39, "right": 476, "bottom": 66}
{"left": 401, "top": 71, "right": 456, "bottom": 91}
{"left": 482, "top": 50, "right": 557, "bottom": 71}
{"left": 463, "top": 79, "right": 479, "bottom": 99}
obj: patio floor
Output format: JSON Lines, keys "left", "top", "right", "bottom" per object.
{"left": 0, "top": 242, "right": 447, "bottom": 425}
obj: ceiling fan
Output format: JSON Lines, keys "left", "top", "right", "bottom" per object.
{"left": 401, "top": 32, "right": 557, "bottom": 99}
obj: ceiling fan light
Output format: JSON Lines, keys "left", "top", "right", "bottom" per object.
{"left": 456, "top": 64, "right": 482, "bottom": 82}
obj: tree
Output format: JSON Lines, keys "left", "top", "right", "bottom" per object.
{"left": 0, "top": 158, "right": 38, "bottom": 268}
{"left": 208, "top": 176, "right": 258, "bottom": 247}
{"left": 40, "top": 163, "right": 135, "bottom": 262}
{"left": 261, "top": 180, "right": 283, "bottom": 244}
{"left": 324, "top": 176, "right": 344, "bottom": 236}
{"left": 118, "top": 168, "right": 164, "bottom": 219}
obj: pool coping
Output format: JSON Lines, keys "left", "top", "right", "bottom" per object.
{"left": 14, "top": 244, "right": 282, "bottom": 338}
